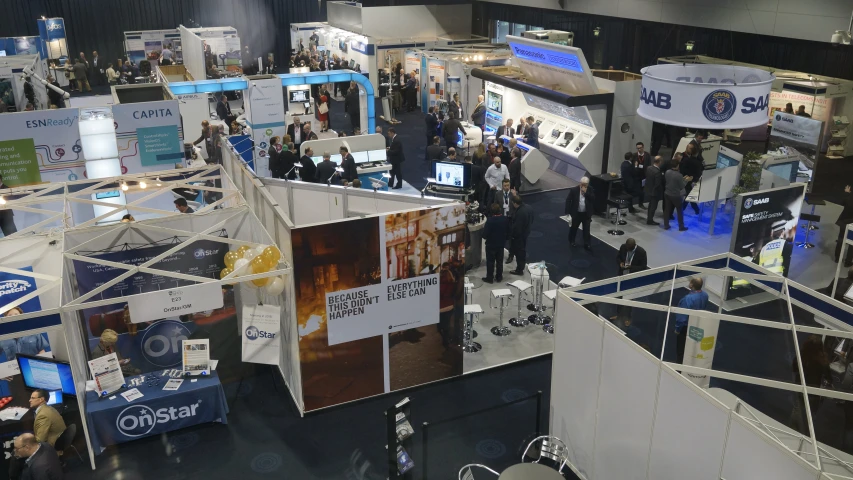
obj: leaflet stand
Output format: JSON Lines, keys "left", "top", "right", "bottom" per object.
{"left": 386, "top": 397, "right": 415, "bottom": 478}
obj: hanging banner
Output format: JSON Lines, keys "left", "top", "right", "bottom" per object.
{"left": 241, "top": 304, "right": 281, "bottom": 365}
{"left": 683, "top": 314, "right": 718, "bottom": 388}
{"left": 506, "top": 35, "right": 598, "bottom": 96}
{"left": 243, "top": 77, "right": 285, "bottom": 178}
{"left": 292, "top": 204, "right": 466, "bottom": 411}
{"left": 637, "top": 64, "right": 774, "bottom": 129}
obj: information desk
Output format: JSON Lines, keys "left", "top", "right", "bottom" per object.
{"left": 85, "top": 372, "right": 229, "bottom": 453}
{"left": 356, "top": 163, "right": 393, "bottom": 191}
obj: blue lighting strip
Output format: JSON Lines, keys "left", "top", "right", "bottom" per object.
{"left": 168, "top": 78, "right": 249, "bottom": 95}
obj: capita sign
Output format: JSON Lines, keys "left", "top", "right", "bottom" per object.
{"left": 637, "top": 64, "right": 774, "bottom": 129}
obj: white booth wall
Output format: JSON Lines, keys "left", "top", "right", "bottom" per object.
{"left": 593, "top": 75, "right": 653, "bottom": 165}
{"left": 179, "top": 26, "right": 206, "bottom": 82}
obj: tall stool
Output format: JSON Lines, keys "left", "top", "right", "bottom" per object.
{"left": 798, "top": 213, "right": 821, "bottom": 248}
{"left": 507, "top": 280, "right": 532, "bottom": 327}
{"left": 465, "top": 278, "right": 478, "bottom": 338}
{"left": 527, "top": 263, "right": 551, "bottom": 325}
{"left": 542, "top": 289, "right": 558, "bottom": 334}
{"left": 490, "top": 288, "right": 513, "bottom": 336}
{"left": 804, "top": 195, "right": 825, "bottom": 231}
{"left": 463, "top": 304, "right": 483, "bottom": 352}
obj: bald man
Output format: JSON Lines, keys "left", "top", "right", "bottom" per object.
{"left": 12, "top": 433, "right": 63, "bottom": 479}
{"left": 471, "top": 94, "right": 486, "bottom": 130}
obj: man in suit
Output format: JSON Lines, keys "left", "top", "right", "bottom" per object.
{"left": 617, "top": 238, "right": 648, "bottom": 276}
{"left": 92, "top": 50, "right": 103, "bottom": 87}
{"left": 216, "top": 95, "right": 235, "bottom": 126}
{"left": 280, "top": 144, "right": 297, "bottom": 180}
{"left": 300, "top": 147, "right": 317, "bottom": 182}
{"left": 425, "top": 107, "right": 439, "bottom": 146}
{"left": 497, "top": 143, "right": 511, "bottom": 167}
{"left": 267, "top": 136, "right": 282, "bottom": 178}
{"left": 12, "top": 433, "right": 64, "bottom": 480}
{"left": 315, "top": 151, "right": 339, "bottom": 184}
{"left": 376, "top": 126, "right": 391, "bottom": 148}
{"left": 620, "top": 152, "right": 638, "bottom": 213}
{"left": 471, "top": 95, "right": 486, "bottom": 130}
{"left": 387, "top": 127, "right": 404, "bottom": 189}
{"left": 339, "top": 146, "right": 358, "bottom": 185}
{"left": 492, "top": 179, "right": 514, "bottom": 218}
{"left": 680, "top": 143, "right": 703, "bottom": 215}
{"left": 482, "top": 203, "right": 508, "bottom": 284}
{"left": 301, "top": 122, "right": 317, "bottom": 142}
{"left": 0, "top": 174, "right": 16, "bottom": 237}
{"left": 644, "top": 156, "right": 663, "bottom": 226}
{"left": 465, "top": 155, "right": 484, "bottom": 197}
{"left": 496, "top": 118, "right": 514, "bottom": 139}
{"left": 30, "top": 389, "right": 66, "bottom": 447}
{"left": 632, "top": 142, "right": 650, "bottom": 208}
{"left": 448, "top": 93, "right": 462, "bottom": 121}
{"left": 664, "top": 154, "right": 690, "bottom": 231}
{"left": 565, "top": 176, "right": 595, "bottom": 251}
{"left": 287, "top": 116, "right": 304, "bottom": 152}
{"left": 426, "top": 136, "right": 445, "bottom": 163}
{"left": 509, "top": 147, "right": 522, "bottom": 192}
{"left": 507, "top": 195, "right": 533, "bottom": 275}
{"left": 515, "top": 117, "right": 527, "bottom": 136}
{"left": 442, "top": 112, "right": 466, "bottom": 150}
{"left": 345, "top": 85, "right": 361, "bottom": 133}
{"left": 836, "top": 184, "right": 853, "bottom": 265}
{"left": 687, "top": 130, "right": 706, "bottom": 165}
{"left": 524, "top": 116, "right": 540, "bottom": 148}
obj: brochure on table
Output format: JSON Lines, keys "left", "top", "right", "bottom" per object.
{"left": 182, "top": 338, "right": 211, "bottom": 376}
{"left": 87, "top": 353, "right": 127, "bottom": 397}
{"left": 484, "top": 81, "right": 597, "bottom": 162}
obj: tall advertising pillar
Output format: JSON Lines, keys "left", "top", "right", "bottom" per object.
{"left": 244, "top": 77, "right": 286, "bottom": 178}
{"left": 78, "top": 107, "right": 127, "bottom": 222}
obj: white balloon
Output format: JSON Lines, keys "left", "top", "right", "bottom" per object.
{"left": 253, "top": 245, "right": 267, "bottom": 257}
{"left": 265, "top": 277, "right": 285, "bottom": 295}
{"left": 243, "top": 249, "right": 258, "bottom": 261}
{"left": 233, "top": 258, "right": 249, "bottom": 274}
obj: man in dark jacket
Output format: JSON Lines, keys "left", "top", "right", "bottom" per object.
{"left": 687, "top": 130, "right": 706, "bottom": 165}
{"left": 12, "top": 433, "right": 63, "bottom": 480}
{"left": 425, "top": 107, "right": 439, "bottom": 146}
{"left": 465, "top": 155, "right": 484, "bottom": 197}
{"left": 617, "top": 237, "right": 648, "bottom": 276}
{"left": 280, "top": 144, "right": 297, "bottom": 180}
{"left": 442, "top": 112, "right": 466, "bottom": 149}
{"left": 300, "top": 147, "right": 317, "bottom": 182}
{"left": 565, "top": 177, "right": 595, "bottom": 251}
{"left": 524, "top": 116, "right": 539, "bottom": 148}
{"left": 482, "top": 203, "right": 508, "bottom": 284}
{"left": 644, "top": 156, "right": 663, "bottom": 226}
{"left": 836, "top": 184, "right": 853, "bottom": 265}
{"left": 632, "top": 142, "right": 650, "bottom": 208}
{"left": 216, "top": 95, "right": 235, "bottom": 125}
{"left": 315, "top": 151, "right": 339, "bottom": 184}
{"left": 387, "top": 127, "right": 404, "bottom": 189}
{"left": 497, "top": 144, "right": 511, "bottom": 167}
{"left": 679, "top": 143, "right": 703, "bottom": 215}
{"left": 471, "top": 95, "right": 486, "bottom": 130}
{"left": 508, "top": 195, "right": 533, "bottom": 275}
{"left": 508, "top": 147, "right": 522, "bottom": 192}
{"left": 426, "top": 136, "right": 445, "bottom": 163}
{"left": 620, "top": 152, "right": 638, "bottom": 213}
{"left": 345, "top": 85, "right": 360, "bottom": 133}
{"left": 267, "top": 136, "right": 282, "bottom": 178}
{"left": 339, "top": 146, "right": 358, "bottom": 185}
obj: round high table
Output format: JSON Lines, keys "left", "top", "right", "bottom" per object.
{"left": 498, "top": 463, "right": 564, "bottom": 480}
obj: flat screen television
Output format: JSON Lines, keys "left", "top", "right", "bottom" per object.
{"left": 17, "top": 354, "right": 76, "bottom": 396}
{"left": 432, "top": 161, "right": 470, "bottom": 189}
{"left": 310, "top": 156, "right": 324, "bottom": 165}
{"left": 368, "top": 149, "right": 386, "bottom": 162}
{"left": 351, "top": 151, "right": 369, "bottom": 164}
{"left": 330, "top": 153, "right": 343, "bottom": 164}
{"left": 349, "top": 59, "right": 355, "bottom": 70}
{"left": 289, "top": 89, "right": 310, "bottom": 102}
{"left": 486, "top": 91, "right": 503, "bottom": 113}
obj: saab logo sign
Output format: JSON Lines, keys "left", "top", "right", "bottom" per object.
{"left": 116, "top": 402, "right": 201, "bottom": 437}
{"left": 141, "top": 320, "right": 191, "bottom": 367}
{"left": 744, "top": 197, "right": 769, "bottom": 209}
{"left": 0, "top": 280, "right": 32, "bottom": 297}
{"left": 510, "top": 44, "right": 583, "bottom": 73}
{"left": 245, "top": 326, "right": 276, "bottom": 340}
{"left": 640, "top": 87, "right": 671, "bottom": 109}
{"left": 775, "top": 114, "right": 794, "bottom": 123}
{"left": 702, "top": 90, "right": 737, "bottom": 123}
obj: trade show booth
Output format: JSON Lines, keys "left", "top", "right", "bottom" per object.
{"left": 0, "top": 54, "right": 49, "bottom": 112}
{"left": 552, "top": 253, "right": 853, "bottom": 480}
{"left": 124, "top": 29, "right": 183, "bottom": 66}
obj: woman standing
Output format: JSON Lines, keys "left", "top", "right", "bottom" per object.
{"left": 472, "top": 143, "right": 487, "bottom": 167}
{"left": 318, "top": 86, "right": 330, "bottom": 132}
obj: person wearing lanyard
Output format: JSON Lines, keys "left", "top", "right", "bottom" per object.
{"left": 675, "top": 278, "right": 709, "bottom": 363}
{"left": 617, "top": 238, "right": 648, "bottom": 276}
{"left": 565, "top": 177, "right": 595, "bottom": 251}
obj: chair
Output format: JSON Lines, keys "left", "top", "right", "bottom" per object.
{"left": 54, "top": 424, "right": 84, "bottom": 463}
{"left": 522, "top": 435, "right": 569, "bottom": 473}
{"left": 458, "top": 464, "right": 499, "bottom": 480}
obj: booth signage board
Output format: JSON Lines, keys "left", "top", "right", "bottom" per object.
{"left": 241, "top": 304, "right": 281, "bottom": 365}
{"left": 505, "top": 35, "right": 598, "bottom": 96}
{"left": 770, "top": 112, "right": 822, "bottom": 146}
{"left": 0, "top": 138, "right": 42, "bottom": 186}
{"left": 113, "top": 101, "right": 184, "bottom": 174}
{"left": 0, "top": 108, "right": 84, "bottom": 183}
{"left": 292, "top": 204, "right": 466, "bottom": 411}
{"left": 427, "top": 58, "right": 445, "bottom": 109}
{"left": 683, "top": 314, "right": 719, "bottom": 388}
{"left": 244, "top": 77, "right": 285, "bottom": 178}
{"left": 137, "top": 125, "right": 183, "bottom": 167}
{"left": 769, "top": 91, "right": 832, "bottom": 125}
{"left": 728, "top": 184, "right": 805, "bottom": 297}
{"left": 127, "top": 283, "right": 224, "bottom": 324}
{"left": 637, "top": 64, "right": 774, "bottom": 129}
{"left": 43, "top": 19, "right": 65, "bottom": 41}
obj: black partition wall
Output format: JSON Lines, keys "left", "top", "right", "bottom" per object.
{"left": 473, "top": 1, "right": 853, "bottom": 81}
{"left": 0, "top": 0, "right": 323, "bottom": 74}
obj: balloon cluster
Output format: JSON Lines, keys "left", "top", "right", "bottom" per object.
{"left": 220, "top": 244, "right": 285, "bottom": 295}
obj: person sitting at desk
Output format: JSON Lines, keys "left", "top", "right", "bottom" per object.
{"left": 339, "top": 146, "right": 358, "bottom": 186}
{"left": 315, "top": 152, "right": 339, "bottom": 184}
{"left": 91, "top": 329, "right": 140, "bottom": 375}
{"left": 216, "top": 95, "right": 236, "bottom": 126}
{"left": 300, "top": 147, "right": 317, "bottom": 183}
{"left": 446, "top": 148, "right": 458, "bottom": 163}
{"left": 30, "top": 389, "right": 66, "bottom": 447}
{"left": 426, "top": 136, "right": 445, "bottom": 163}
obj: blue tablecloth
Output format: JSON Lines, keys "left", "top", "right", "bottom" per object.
{"left": 85, "top": 372, "right": 229, "bottom": 453}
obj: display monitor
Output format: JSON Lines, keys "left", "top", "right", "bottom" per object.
{"left": 349, "top": 59, "right": 355, "bottom": 70}
{"left": 368, "top": 149, "right": 386, "bottom": 162}
{"left": 17, "top": 354, "right": 76, "bottom": 396}
{"left": 351, "top": 151, "right": 369, "bottom": 164}
{"left": 486, "top": 91, "right": 503, "bottom": 113}
{"left": 310, "top": 156, "right": 324, "bottom": 165}
{"left": 95, "top": 190, "right": 121, "bottom": 200}
{"left": 289, "top": 89, "right": 309, "bottom": 102}
{"left": 330, "top": 153, "right": 343, "bottom": 163}
{"left": 46, "top": 389, "right": 63, "bottom": 406}
{"left": 432, "top": 161, "right": 470, "bottom": 189}
{"left": 355, "top": 63, "right": 361, "bottom": 72}
{"left": 456, "top": 131, "right": 464, "bottom": 147}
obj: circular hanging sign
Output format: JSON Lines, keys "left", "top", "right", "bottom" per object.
{"left": 637, "top": 64, "right": 775, "bottom": 129}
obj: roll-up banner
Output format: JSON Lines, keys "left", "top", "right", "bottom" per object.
{"left": 427, "top": 58, "right": 446, "bottom": 109}
{"left": 683, "top": 314, "right": 718, "bottom": 388}
{"left": 243, "top": 77, "right": 285, "bottom": 178}
{"left": 292, "top": 205, "right": 466, "bottom": 411}
{"left": 637, "top": 64, "right": 774, "bottom": 129}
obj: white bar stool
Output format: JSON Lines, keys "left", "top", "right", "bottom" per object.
{"left": 527, "top": 263, "right": 550, "bottom": 325}
{"left": 542, "top": 290, "right": 558, "bottom": 334}
{"left": 507, "top": 280, "right": 532, "bottom": 327}
{"left": 490, "top": 288, "right": 513, "bottom": 336}
{"left": 463, "top": 304, "right": 483, "bottom": 352}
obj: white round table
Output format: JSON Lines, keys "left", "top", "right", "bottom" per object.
{"left": 499, "top": 463, "right": 564, "bottom": 480}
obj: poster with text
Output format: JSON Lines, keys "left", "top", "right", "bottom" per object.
{"left": 292, "top": 205, "right": 466, "bottom": 411}
{"left": 113, "top": 100, "right": 184, "bottom": 175}
{"left": 427, "top": 58, "right": 445, "bottom": 109}
{"left": 0, "top": 138, "right": 41, "bottom": 185}
{"left": 0, "top": 109, "right": 83, "bottom": 183}
{"left": 728, "top": 184, "right": 806, "bottom": 298}
{"left": 769, "top": 91, "right": 835, "bottom": 151}
{"left": 243, "top": 77, "right": 285, "bottom": 178}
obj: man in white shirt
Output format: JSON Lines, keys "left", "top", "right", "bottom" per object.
{"left": 484, "top": 156, "right": 509, "bottom": 191}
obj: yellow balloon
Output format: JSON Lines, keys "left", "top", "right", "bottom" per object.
{"left": 261, "top": 246, "right": 281, "bottom": 265}
{"left": 251, "top": 276, "right": 269, "bottom": 287}
{"left": 220, "top": 267, "right": 232, "bottom": 279}
{"left": 236, "top": 245, "right": 251, "bottom": 257}
{"left": 224, "top": 251, "right": 239, "bottom": 269}
{"left": 251, "top": 255, "right": 268, "bottom": 273}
